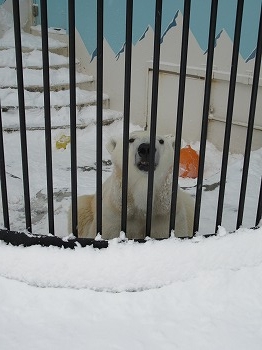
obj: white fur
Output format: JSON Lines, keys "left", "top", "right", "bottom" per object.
{"left": 68, "top": 130, "right": 195, "bottom": 239}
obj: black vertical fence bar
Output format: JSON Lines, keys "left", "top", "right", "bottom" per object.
{"left": 215, "top": 0, "right": 244, "bottom": 231}
{"left": 96, "top": 0, "right": 104, "bottom": 235}
{"left": 193, "top": 0, "right": 218, "bottom": 235}
{"left": 0, "top": 102, "right": 10, "bottom": 230}
{"left": 145, "top": 0, "right": 162, "bottom": 237}
{"left": 40, "top": 0, "right": 55, "bottom": 235}
{"left": 121, "top": 0, "right": 133, "bottom": 234}
{"left": 68, "top": 0, "right": 78, "bottom": 237}
{"left": 236, "top": 4, "right": 262, "bottom": 229}
{"left": 169, "top": 0, "right": 191, "bottom": 235}
{"left": 12, "top": 0, "right": 32, "bottom": 232}
{"left": 256, "top": 177, "right": 262, "bottom": 226}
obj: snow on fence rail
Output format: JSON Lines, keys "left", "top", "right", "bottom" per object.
{"left": 0, "top": 0, "right": 262, "bottom": 248}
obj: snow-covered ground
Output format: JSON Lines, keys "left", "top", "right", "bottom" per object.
{"left": 0, "top": 227, "right": 262, "bottom": 350}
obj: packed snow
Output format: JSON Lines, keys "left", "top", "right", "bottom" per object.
{"left": 0, "top": 226, "right": 262, "bottom": 292}
{"left": 0, "top": 228, "right": 262, "bottom": 350}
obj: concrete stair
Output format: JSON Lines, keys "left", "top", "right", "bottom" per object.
{"left": 0, "top": 67, "right": 95, "bottom": 91}
{"left": 0, "top": 28, "right": 68, "bottom": 55}
{"left": 0, "top": 48, "right": 72, "bottom": 69}
{"left": 0, "top": 28, "right": 119, "bottom": 130}
{"left": 0, "top": 87, "right": 109, "bottom": 110}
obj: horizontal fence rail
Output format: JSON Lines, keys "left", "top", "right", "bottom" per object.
{"left": 0, "top": 0, "right": 261, "bottom": 249}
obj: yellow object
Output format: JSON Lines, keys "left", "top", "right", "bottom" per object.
{"left": 56, "top": 135, "right": 71, "bottom": 150}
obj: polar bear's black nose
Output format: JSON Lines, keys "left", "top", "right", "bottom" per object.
{"left": 136, "top": 143, "right": 158, "bottom": 172}
{"left": 138, "top": 143, "right": 155, "bottom": 158}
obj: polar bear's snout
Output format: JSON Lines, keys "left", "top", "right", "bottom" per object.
{"left": 135, "top": 142, "right": 159, "bottom": 172}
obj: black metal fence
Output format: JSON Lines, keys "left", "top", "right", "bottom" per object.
{"left": 0, "top": 0, "right": 261, "bottom": 249}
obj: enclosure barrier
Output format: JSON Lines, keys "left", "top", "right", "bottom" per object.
{"left": 0, "top": 0, "right": 261, "bottom": 249}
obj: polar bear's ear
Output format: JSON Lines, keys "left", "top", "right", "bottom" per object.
{"left": 106, "top": 137, "right": 117, "bottom": 154}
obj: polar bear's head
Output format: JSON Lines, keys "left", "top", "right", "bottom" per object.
{"left": 106, "top": 130, "right": 174, "bottom": 180}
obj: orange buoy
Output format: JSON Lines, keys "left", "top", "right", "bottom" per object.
{"left": 179, "top": 145, "right": 199, "bottom": 178}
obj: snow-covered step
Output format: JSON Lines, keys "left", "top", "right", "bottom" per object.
{"left": 0, "top": 28, "right": 68, "bottom": 56}
{"left": 30, "top": 25, "right": 69, "bottom": 42}
{"left": 0, "top": 48, "right": 76, "bottom": 69}
{"left": 0, "top": 105, "right": 122, "bottom": 130}
{"left": 30, "top": 25, "right": 67, "bottom": 36}
{"left": 0, "top": 87, "right": 109, "bottom": 110}
{"left": 0, "top": 67, "right": 94, "bottom": 91}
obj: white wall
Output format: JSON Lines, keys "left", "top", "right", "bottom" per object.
{"left": 0, "top": 0, "right": 32, "bottom": 33}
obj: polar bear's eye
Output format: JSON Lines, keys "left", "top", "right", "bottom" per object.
{"left": 129, "top": 138, "right": 135, "bottom": 143}
{"left": 159, "top": 139, "right": 164, "bottom": 145}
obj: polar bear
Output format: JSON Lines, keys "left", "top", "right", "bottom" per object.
{"left": 68, "top": 130, "right": 195, "bottom": 239}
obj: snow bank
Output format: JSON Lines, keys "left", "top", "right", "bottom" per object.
{"left": 0, "top": 227, "right": 261, "bottom": 292}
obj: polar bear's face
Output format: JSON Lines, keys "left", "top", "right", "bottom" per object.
{"left": 129, "top": 132, "right": 167, "bottom": 173}
{"left": 107, "top": 130, "right": 174, "bottom": 177}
